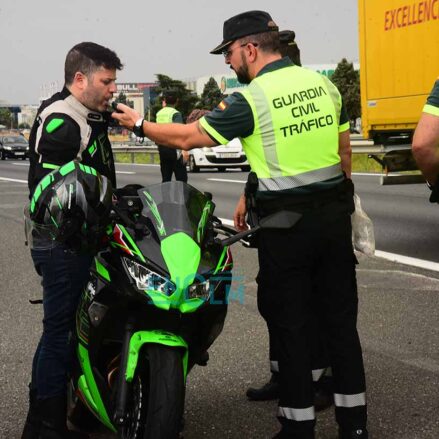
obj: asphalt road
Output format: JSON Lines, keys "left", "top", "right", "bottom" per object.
{"left": 0, "top": 161, "right": 438, "bottom": 438}
{"left": 1, "top": 160, "right": 439, "bottom": 262}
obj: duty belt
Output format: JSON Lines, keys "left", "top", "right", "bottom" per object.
{"left": 256, "top": 179, "right": 355, "bottom": 217}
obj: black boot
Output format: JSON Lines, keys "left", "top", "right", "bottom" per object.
{"left": 21, "top": 387, "right": 41, "bottom": 439}
{"left": 246, "top": 373, "right": 280, "bottom": 401}
{"left": 339, "top": 427, "right": 368, "bottom": 439}
{"left": 39, "top": 395, "right": 88, "bottom": 439}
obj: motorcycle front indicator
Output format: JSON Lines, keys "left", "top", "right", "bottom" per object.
{"left": 187, "top": 280, "right": 211, "bottom": 300}
{"left": 123, "top": 257, "right": 175, "bottom": 296}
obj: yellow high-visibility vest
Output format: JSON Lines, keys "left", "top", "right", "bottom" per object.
{"left": 240, "top": 66, "right": 345, "bottom": 191}
{"left": 156, "top": 106, "right": 179, "bottom": 124}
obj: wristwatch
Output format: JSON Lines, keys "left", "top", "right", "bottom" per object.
{"left": 133, "top": 118, "right": 145, "bottom": 138}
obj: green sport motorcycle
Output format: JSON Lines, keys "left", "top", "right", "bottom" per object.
{"left": 68, "top": 181, "right": 246, "bottom": 439}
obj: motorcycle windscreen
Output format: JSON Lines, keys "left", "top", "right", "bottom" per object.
{"left": 138, "top": 181, "right": 214, "bottom": 244}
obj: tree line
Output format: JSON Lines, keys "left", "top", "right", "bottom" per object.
{"left": 1, "top": 58, "right": 360, "bottom": 131}
{"left": 115, "top": 58, "right": 361, "bottom": 130}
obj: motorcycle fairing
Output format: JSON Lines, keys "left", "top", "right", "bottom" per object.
{"left": 214, "top": 247, "right": 233, "bottom": 274}
{"left": 95, "top": 257, "right": 111, "bottom": 282}
{"left": 110, "top": 224, "right": 146, "bottom": 263}
{"left": 125, "top": 330, "right": 189, "bottom": 382}
{"left": 77, "top": 344, "right": 116, "bottom": 432}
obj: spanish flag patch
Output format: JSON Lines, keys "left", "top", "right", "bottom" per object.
{"left": 217, "top": 100, "right": 228, "bottom": 111}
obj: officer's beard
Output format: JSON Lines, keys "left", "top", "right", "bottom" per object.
{"left": 233, "top": 54, "right": 252, "bottom": 85}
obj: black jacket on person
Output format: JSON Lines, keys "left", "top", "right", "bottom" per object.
{"left": 28, "top": 87, "right": 116, "bottom": 197}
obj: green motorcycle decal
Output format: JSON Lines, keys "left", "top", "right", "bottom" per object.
{"left": 143, "top": 190, "right": 166, "bottom": 236}
{"left": 110, "top": 224, "right": 146, "bottom": 263}
{"left": 125, "top": 330, "right": 189, "bottom": 382}
{"left": 77, "top": 344, "right": 116, "bottom": 432}
{"left": 95, "top": 258, "right": 110, "bottom": 282}
{"left": 196, "top": 201, "right": 213, "bottom": 243}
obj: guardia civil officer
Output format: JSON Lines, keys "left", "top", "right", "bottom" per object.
{"left": 245, "top": 28, "right": 334, "bottom": 410}
{"left": 112, "top": 10, "right": 368, "bottom": 439}
{"left": 156, "top": 90, "right": 188, "bottom": 182}
{"left": 412, "top": 79, "right": 439, "bottom": 193}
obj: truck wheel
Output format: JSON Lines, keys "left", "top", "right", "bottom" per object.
{"left": 120, "top": 345, "right": 185, "bottom": 439}
{"left": 189, "top": 155, "right": 199, "bottom": 173}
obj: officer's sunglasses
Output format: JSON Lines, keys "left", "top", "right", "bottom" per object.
{"left": 222, "top": 42, "right": 259, "bottom": 58}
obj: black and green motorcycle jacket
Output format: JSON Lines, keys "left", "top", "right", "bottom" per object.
{"left": 28, "top": 86, "right": 116, "bottom": 197}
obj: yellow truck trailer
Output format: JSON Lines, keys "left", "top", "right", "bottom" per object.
{"left": 358, "top": 0, "right": 439, "bottom": 182}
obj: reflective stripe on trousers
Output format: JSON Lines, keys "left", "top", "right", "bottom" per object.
{"left": 334, "top": 392, "right": 367, "bottom": 408}
{"left": 270, "top": 361, "right": 325, "bottom": 383}
{"left": 278, "top": 406, "right": 315, "bottom": 421}
{"left": 270, "top": 360, "right": 279, "bottom": 373}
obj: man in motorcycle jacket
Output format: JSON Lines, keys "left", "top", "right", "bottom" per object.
{"left": 22, "top": 42, "right": 122, "bottom": 439}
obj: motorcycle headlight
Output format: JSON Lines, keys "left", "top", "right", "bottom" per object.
{"left": 187, "top": 280, "right": 211, "bottom": 300}
{"left": 123, "top": 257, "right": 175, "bottom": 296}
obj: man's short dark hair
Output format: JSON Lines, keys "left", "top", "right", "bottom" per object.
{"left": 240, "top": 31, "right": 280, "bottom": 54}
{"left": 64, "top": 42, "right": 123, "bottom": 85}
{"left": 163, "top": 90, "right": 178, "bottom": 106}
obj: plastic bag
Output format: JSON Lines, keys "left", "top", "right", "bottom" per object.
{"left": 351, "top": 194, "right": 375, "bottom": 256}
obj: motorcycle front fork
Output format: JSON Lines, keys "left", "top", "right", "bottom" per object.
{"left": 113, "top": 318, "right": 135, "bottom": 427}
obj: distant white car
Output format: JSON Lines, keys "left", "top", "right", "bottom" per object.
{"left": 188, "top": 138, "right": 250, "bottom": 172}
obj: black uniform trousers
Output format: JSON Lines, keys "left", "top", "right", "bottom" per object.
{"left": 257, "top": 206, "right": 367, "bottom": 435}
{"left": 159, "top": 148, "right": 188, "bottom": 183}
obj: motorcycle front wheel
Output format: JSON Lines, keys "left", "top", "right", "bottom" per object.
{"left": 120, "top": 344, "right": 185, "bottom": 439}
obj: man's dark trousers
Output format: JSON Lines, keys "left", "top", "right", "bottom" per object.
{"left": 30, "top": 244, "right": 92, "bottom": 399}
{"left": 257, "top": 209, "right": 367, "bottom": 434}
{"left": 159, "top": 146, "right": 188, "bottom": 183}
{"left": 160, "top": 156, "right": 188, "bottom": 182}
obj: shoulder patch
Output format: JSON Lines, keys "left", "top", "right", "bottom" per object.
{"left": 46, "top": 118, "right": 65, "bottom": 134}
{"left": 217, "top": 100, "right": 228, "bottom": 111}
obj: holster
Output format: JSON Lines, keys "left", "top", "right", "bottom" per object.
{"left": 245, "top": 172, "right": 259, "bottom": 228}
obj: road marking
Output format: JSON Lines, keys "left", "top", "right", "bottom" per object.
{"left": 352, "top": 172, "right": 385, "bottom": 176}
{"left": 12, "top": 162, "right": 29, "bottom": 166}
{"left": 219, "top": 218, "right": 235, "bottom": 227}
{"left": 208, "top": 178, "right": 246, "bottom": 184}
{"left": 219, "top": 217, "right": 439, "bottom": 272}
{"left": 375, "top": 250, "right": 439, "bottom": 272}
{"left": 116, "top": 171, "right": 136, "bottom": 175}
{"left": 0, "top": 177, "right": 27, "bottom": 183}
{"left": 116, "top": 163, "right": 159, "bottom": 167}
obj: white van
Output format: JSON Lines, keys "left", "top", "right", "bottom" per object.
{"left": 188, "top": 138, "right": 250, "bottom": 172}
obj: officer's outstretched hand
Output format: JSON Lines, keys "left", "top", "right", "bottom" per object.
{"left": 112, "top": 103, "right": 141, "bottom": 131}
{"left": 234, "top": 194, "right": 248, "bottom": 232}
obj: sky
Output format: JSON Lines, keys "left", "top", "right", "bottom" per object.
{"left": 0, "top": 0, "right": 359, "bottom": 104}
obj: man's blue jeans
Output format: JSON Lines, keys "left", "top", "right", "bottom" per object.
{"left": 30, "top": 244, "right": 92, "bottom": 399}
